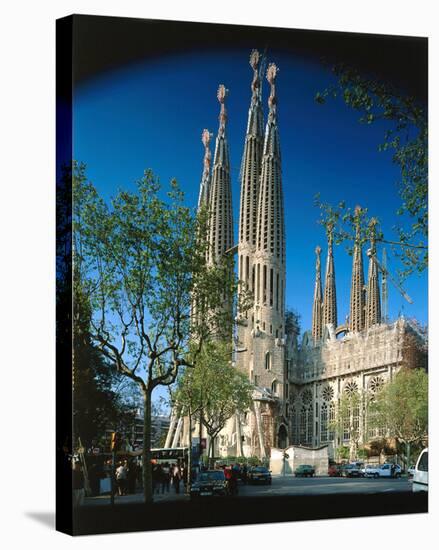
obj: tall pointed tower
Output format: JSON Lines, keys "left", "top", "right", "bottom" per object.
{"left": 191, "top": 129, "right": 213, "bottom": 328}
{"left": 207, "top": 85, "right": 234, "bottom": 265}
{"left": 365, "top": 218, "right": 381, "bottom": 329}
{"left": 236, "top": 50, "right": 264, "bottom": 378}
{"left": 251, "top": 62, "right": 286, "bottom": 451}
{"left": 198, "top": 129, "right": 212, "bottom": 210}
{"left": 349, "top": 206, "right": 366, "bottom": 332}
{"left": 322, "top": 224, "right": 338, "bottom": 330}
{"left": 312, "top": 246, "right": 323, "bottom": 342}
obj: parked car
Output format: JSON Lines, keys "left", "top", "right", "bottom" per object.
{"left": 412, "top": 448, "right": 428, "bottom": 492}
{"left": 342, "top": 463, "right": 364, "bottom": 477}
{"left": 407, "top": 464, "right": 416, "bottom": 478}
{"left": 248, "top": 466, "right": 272, "bottom": 485}
{"left": 362, "top": 463, "right": 402, "bottom": 478}
{"left": 190, "top": 470, "right": 228, "bottom": 499}
{"left": 294, "top": 464, "right": 315, "bottom": 477}
{"left": 328, "top": 464, "right": 343, "bottom": 477}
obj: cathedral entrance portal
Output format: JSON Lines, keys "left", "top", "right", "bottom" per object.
{"left": 277, "top": 424, "right": 288, "bottom": 449}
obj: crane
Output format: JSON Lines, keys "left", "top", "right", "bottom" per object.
{"left": 366, "top": 248, "right": 413, "bottom": 309}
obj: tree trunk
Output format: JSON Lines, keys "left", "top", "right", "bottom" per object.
{"left": 406, "top": 441, "right": 411, "bottom": 469}
{"left": 187, "top": 410, "right": 192, "bottom": 494}
{"left": 210, "top": 435, "right": 215, "bottom": 468}
{"left": 199, "top": 408, "right": 203, "bottom": 464}
{"left": 142, "top": 389, "right": 153, "bottom": 503}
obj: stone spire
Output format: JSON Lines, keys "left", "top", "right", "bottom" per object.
{"left": 237, "top": 50, "right": 264, "bottom": 322}
{"left": 207, "top": 84, "right": 233, "bottom": 265}
{"left": 197, "top": 129, "right": 212, "bottom": 210}
{"left": 365, "top": 218, "right": 381, "bottom": 329}
{"left": 238, "top": 49, "right": 264, "bottom": 252}
{"left": 349, "top": 206, "right": 366, "bottom": 332}
{"left": 251, "top": 62, "right": 286, "bottom": 452}
{"left": 322, "top": 224, "right": 338, "bottom": 329}
{"left": 255, "top": 63, "right": 285, "bottom": 324}
{"left": 312, "top": 246, "right": 323, "bottom": 342}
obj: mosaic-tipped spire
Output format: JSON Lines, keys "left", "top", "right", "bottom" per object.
{"left": 365, "top": 218, "right": 381, "bottom": 329}
{"left": 349, "top": 206, "right": 366, "bottom": 332}
{"left": 262, "top": 63, "right": 280, "bottom": 157}
{"left": 207, "top": 85, "right": 233, "bottom": 264}
{"left": 312, "top": 246, "right": 323, "bottom": 342}
{"left": 238, "top": 50, "right": 264, "bottom": 255}
{"left": 322, "top": 224, "right": 338, "bottom": 329}
{"left": 255, "top": 62, "right": 285, "bottom": 321}
{"left": 197, "top": 129, "right": 212, "bottom": 209}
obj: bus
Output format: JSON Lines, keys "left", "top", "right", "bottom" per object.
{"left": 151, "top": 447, "right": 189, "bottom": 463}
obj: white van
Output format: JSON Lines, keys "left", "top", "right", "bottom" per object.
{"left": 412, "top": 448, "right": 428, "bottom": 492}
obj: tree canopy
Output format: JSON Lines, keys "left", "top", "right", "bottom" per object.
{"left": 369, "top": 368, "right": 428, "bottom": 452}
{"left": 73, "top": 162, "right": 241, "bottom": 501}
{"left": 173, "top": 340, "right": 253, "bottom": 461}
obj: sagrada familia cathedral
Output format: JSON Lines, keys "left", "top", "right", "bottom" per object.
{"left": 165, "top": 50, "right": 427, "bottom": 460}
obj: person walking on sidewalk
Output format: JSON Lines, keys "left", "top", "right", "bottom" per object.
{"left": 161, "top": 462, "right": 171, "bottom": 493}
{"left": 172, "top": 463, "right": 181, "bottom": 494}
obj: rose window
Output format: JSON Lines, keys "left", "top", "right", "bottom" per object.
{"left": 322, "top": 385, "right": 334, "bottom": 402}
{"left": 344, "top": 381, "right": 359, "bottom": 397}
{"left": 369, "top": 376, "right": 384, "bottom": 394}
{"left": 302, "top": 389, "right": 313, "bottom": 405}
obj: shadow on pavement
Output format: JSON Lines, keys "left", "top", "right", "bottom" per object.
{"left": 25, "top": 512, "right": 56, "bottom": 530}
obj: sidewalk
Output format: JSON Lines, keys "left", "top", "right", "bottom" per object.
{"left": 85, "top": 490, "right": 189, "bottom": 506}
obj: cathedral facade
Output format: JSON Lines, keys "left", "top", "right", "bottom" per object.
{"left": 166, "top": 50, "right": 427, "bottom": 460}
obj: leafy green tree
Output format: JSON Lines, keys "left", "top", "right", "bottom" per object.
{"left": 73, "top": 164, "right": 240, "bottom": 502}
{"left": 73, "top": 278, "right": 135, "bottom": 449}
{"left": 330, "top": 389, "right": 364, "bottom": 461}
{"left": 315, "top": 63, "right": 427, "bottom": 280}
{"left": 174, "top": 340, "right": 253, "bottom": 470}
{"left": 57, "top": 163, "right": 133, "bottom": 452}
{"left": 369, "top": 368, "right": 428, "bottom": 467}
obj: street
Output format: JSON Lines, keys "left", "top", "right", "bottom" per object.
{"left": 240, "top": 475, "right": 411, "bottom": 496}
{"left": 76, "top": 474, "right": 426, "bottom": 535}
{"left": 85, "top": 475, "right": 412, "bottom": 507}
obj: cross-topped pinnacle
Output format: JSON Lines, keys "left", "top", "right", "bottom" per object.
{"left": 201, "top": 128, "right": 212, "bottom": 180}
{"left": 217, "top": 84, "right": 228, "bottom": 136}
{"left": 267, "top": 63, "right": 278, "bottom": 116}
{"left": 315, "top": 245, "right": 322, "bottom": 271}
{"left": 250, "top": 49, "right": 261, "bottom": 101}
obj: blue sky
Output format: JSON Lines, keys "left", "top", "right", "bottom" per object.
{"left": 73, "top": 47, "right": 427, "bottom": 335}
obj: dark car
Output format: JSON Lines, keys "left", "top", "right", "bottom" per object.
{"left": 190, "top": 470, "right": 228, "bottom": 498}
{"left": 294, "top": 464, "right": 315, "bottom": 477}
{"left": 342, "top": 463, "right": 364, "bottom": 477}
{"left": 248, "top": 466, "right": 272, "bottom": 485}
{"left": 328, "top": 464, "right": 343, "bottom": 477}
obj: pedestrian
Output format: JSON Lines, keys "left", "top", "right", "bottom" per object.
{"left": 152, "top": 463, "right": 162, "bottom": 494}
{"left": 127, "top": 460, "right": 137, "bottom": 494}
{"left": 391, "top": 463, "right": 396, "bottom": 478}
{"left": 172, "top": 463, "right": 181, "bottom": 494}
{"left": 242, "top": 463, "right": 248, "bottom": 485}
{"left": 224, "top": 465, "right": 232, "bottom": 495}
{"left": 115, "top": 461, "right": 128, "bottom": 495}
{"left": 161, "top": 462, "right": 171, "bottom": 493}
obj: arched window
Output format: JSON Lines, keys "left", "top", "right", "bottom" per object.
{"left": 291, "top": 406, "right": 298, "bottom": 444}
{"left": 300, "top": 406, "right": 307, "bottom": 444}
{"left": 271, "top": 379, "right": 278, "bottom": 395}
{"left": 307, "top": 407, "right": 313, "bottom": 443}
{"left": 265, "top": 351, "right": 271, "bottom": 371}
{"left": 329, "top": 402, "right": 335, "bottom": 441}
{"left": 320, "top": 403, "right": 328, "bottom": 442}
